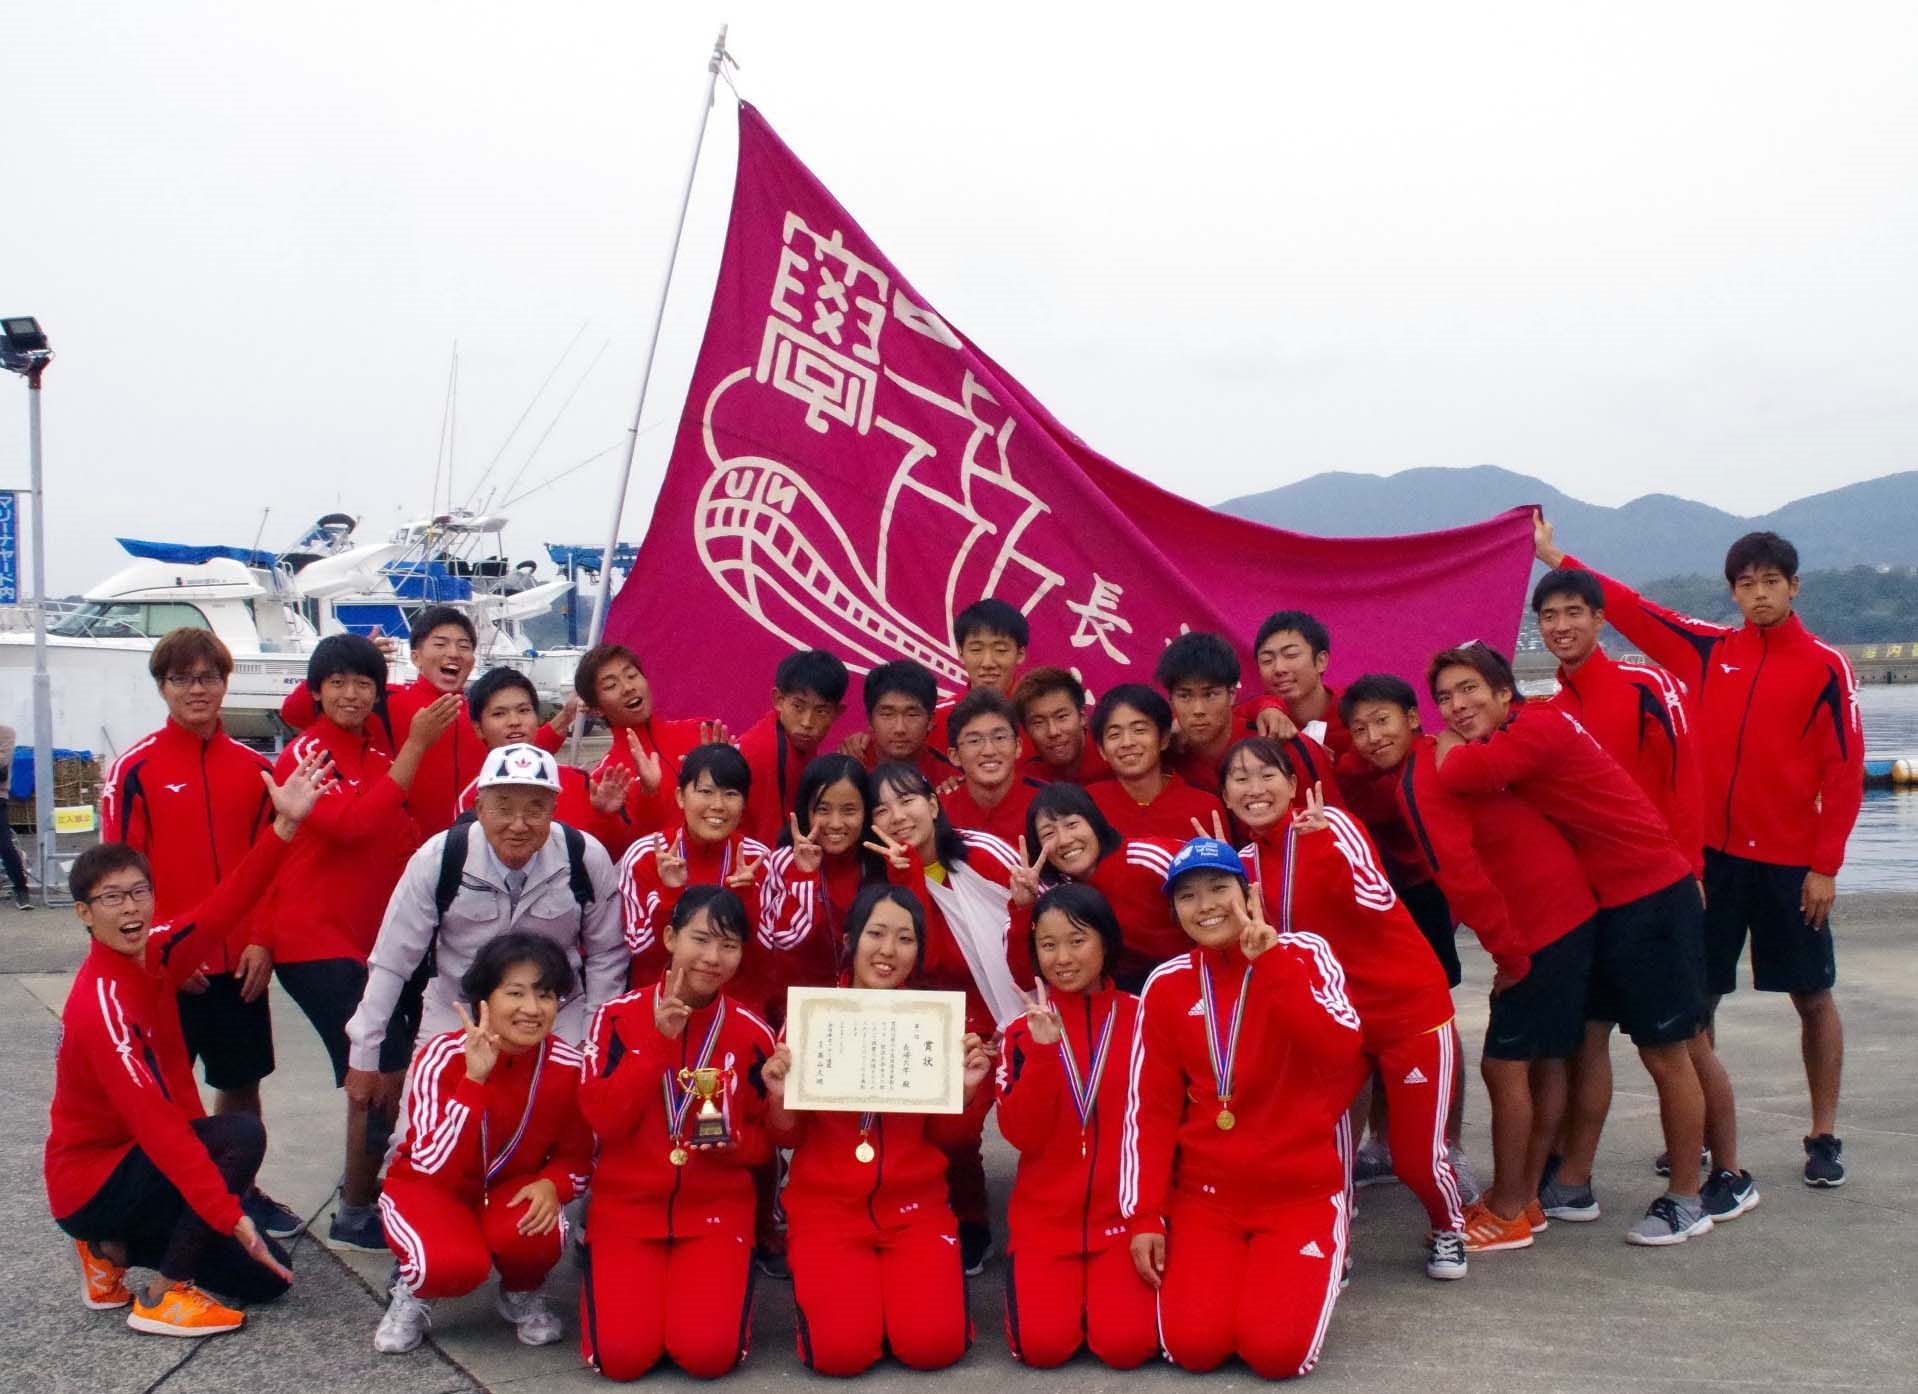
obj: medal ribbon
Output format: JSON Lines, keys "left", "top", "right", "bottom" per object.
{"left": 480, "top": 1038, "right": 547, "bottom": 1187}
{"left": 660, "top": 991, "right": 727, "bottom": 1141}
{"left": 1198, "top": 956, "right": 1252, "bottom": 1113}
{"left": 1057, "top": 1006, "right": 1117, "bottom": 1134}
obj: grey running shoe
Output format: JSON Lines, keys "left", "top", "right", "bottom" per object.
{"left": 1445, "top": 1145, "right": 1482, "bottom": 1207}
{"left": 1425, "top": 1229, "right": 1467, "bottom": 1281}
{"left": 1537, "top": 1176, "right": 1601, "bottom": 1222}
{"left": 1803, "top": 1134, "right": 1846, "bottom": 1188}
{"left": 1352, "top": 1140, "right": 1395, "bottom": 1188}
{"left": 1700, "top": 1168, "right": 1760, "bottom": 1220}
{"left": 1624, "top": 1194, "right": 1713, "bottom": 1247}
{"left": 1653, "top": 1146, "right": 1710, "bottom": 1178}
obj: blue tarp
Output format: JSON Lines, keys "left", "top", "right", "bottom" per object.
{"left": 118, "top": 538, "right": 281, "bottom": 568}
{"left": 544, "top": 543, "right": 637, "bottom": 574}
{"left": 384, "top": 561, "right": 473, "bottom": 602}
{"left": 9, "top": 747, "right": 94, "bottom": 801}
{"left": 332, "top": 603, "right": 409, "bottom": 638}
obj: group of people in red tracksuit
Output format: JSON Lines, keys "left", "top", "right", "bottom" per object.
{"left": 43, "top": 525, "right": 1863, "bottom": 1378}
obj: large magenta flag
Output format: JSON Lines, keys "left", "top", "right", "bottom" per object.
{"left": 608, "top": 104, "right": 1535, "bottom": 726}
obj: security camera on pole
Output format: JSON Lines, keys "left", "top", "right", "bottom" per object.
{"left": 1, "top": 316, "right": 55, "bottom": 903}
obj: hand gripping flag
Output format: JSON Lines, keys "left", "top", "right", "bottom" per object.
{"left": 607, "top": 103, "right": 1536, "bottom": 724}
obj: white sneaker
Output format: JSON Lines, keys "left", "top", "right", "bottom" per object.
{"left": 1425, "top": 1229, "right": 1468, "bottom": 1281}
{"left": 374, "top": 1283, "right": 431, "bottom": 1354}
{"left": 497, "top": 1285, "right": 562, "bottom": 1346}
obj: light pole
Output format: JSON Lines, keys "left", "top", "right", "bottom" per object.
{"left": 1, "top": 317, "right": 54, "bottom": 903}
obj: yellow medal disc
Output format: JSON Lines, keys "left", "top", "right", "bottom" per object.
{"left": 1216, "top": 1108, "right": 1236, "bottom": 1131}
{"left": 669, "top": 1146, "right": 689, "bottom": 1167}
{"left": 855, "top": 1140, "right": 876, "bottom": 1164}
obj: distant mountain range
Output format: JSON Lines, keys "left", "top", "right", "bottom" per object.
{"left": 1217, "top": 466, "right": 1918, "bottom": 585}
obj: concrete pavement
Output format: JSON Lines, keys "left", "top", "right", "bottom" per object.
{"left": 10, "top": 893, "right": 1914, "bottom": 1392}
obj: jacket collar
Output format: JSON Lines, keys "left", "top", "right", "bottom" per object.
{"left": 1554, "top": 642, "right": 1618, "bottom": 692}
{"left": 158, "top": 715, "right": 226, "bottom": 751}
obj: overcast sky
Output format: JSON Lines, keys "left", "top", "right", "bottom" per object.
{"left": 6, "top": 2, "right": 1916, "bottom": 594}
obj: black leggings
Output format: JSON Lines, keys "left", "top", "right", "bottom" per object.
{"left": 56, "top": 1114, "right": 291, "bottom": 1305}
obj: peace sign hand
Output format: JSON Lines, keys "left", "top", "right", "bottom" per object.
{"left": 1291, "top": 782, "right": 1329, "bottom": 835}
{"left": 1015, "top": 981, "right": 1062, "bottom": 1046}
{"left": 1008, "top": 836, "right": 1046, "bottom": 908}
{"left": 789, "top": 813, "right": 823, "bottom": 875}
{"left": 961, "top": 1032, "right": 993, "bottom": 1096}
{"left": 626, "top": 730, "right": 663, "bottom": 795}
{"left": 654, "top": 965, "right": 692, "bottom": 1040}
{"left": 1189, "top": 809, "right": 1230, "bottom": 843}
{"left": 454, "top": 999, "right": 501, "bottom": 1084}
{"left": 700, "top": 719, "right": 733, "bottom": 747}
{"left": 657, "top": 833, "right": 689, "bottom": 889}
{"left": 862, "top": 824, "right": 912, "bottom": 872}
{"left": 727, "top": 852, "right": 766, "bottom": 891}
{"left": 1240, "top": 883, "right": 1279, "bottom": 961}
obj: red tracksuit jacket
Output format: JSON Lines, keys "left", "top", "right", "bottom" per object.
{"left": 578, "top": 985, "right": 776, "bottom": 1240}
{"left": 45, "top": 833, "right": 290, "bottom": 1232}
{"left": 757, "top": 849, "right": 879, "bottom": 1001}
{"left": 386, "top": 1030, "right": 594, "bottom": 1206}
{"left": 258, "top": 718, "right": 419, "bottom": 963}
{"left": 1018, "top": 740, "right": 1112, "bottom": 787}
{"left": 1435, "top": 701, "right": 1691, "bottom": 909}
{"left": 1332, "top": 748, "right": 1437, "bottom": 890}
{"left": 1121, "top": 938, "right": 1367, "bottom": 1236}
{"left": 939, "top": 777, "right": 1043, "bottom": 846}
{"left": 736, "top": 710, "right": 818, "bottom": 847}
{"left": 616, "top": 826, "right": 773, "bottom": 976}
{"left": 457, "top": 765, "right": 635, "bottom": 858}
{"left": 1394, "top": 735, "right": 1597, "bottom": 981}
{"left": 773, "top": 1067, "right": 994, "bottom": 1235}
{"left": 282, "top": 677, "right": 486, "bottom": 837}
{"left": 1013, "top": 839, "right": 1184, "bottom": 986}
{"left": 887, "top": 835, "right": 1024, "bottom": 1030}
{"left": 1549, "top": 645, "right": 1704, "bottom": 876}
{"left": 101, "top": 717, "right": 273, "bottom": 973}
{"left": 1240, "top": 813, "right": 1456, "bottom": 1049}
{"left": 995, "top": 985, "right": 1140, "bottom": 1257}
{"left": 1233, "top": 691, "right": 1354, "bottom": 762}
{"left": 1091, "top": 775, "right": 1228, "bottom": 844}
{"left": 590, "top": 716, "right": 713, "bottom": 840}
{"left": 1564, "top": 557, "right": 1865, "bottom": 876}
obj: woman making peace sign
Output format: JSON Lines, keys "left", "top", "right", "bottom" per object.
{"left": 374, "top": 933, "right": 593, "bottom": 1354}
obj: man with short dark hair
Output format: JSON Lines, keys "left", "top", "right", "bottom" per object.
{"left": 736, "top": 649, "right": 849, "bottom": 843}
{"left": 840, "top": 659, "right": 956, "bottom": 782}
{"left": 928, "top": 598, "right": 1032, "bottom": 753}
{"left": 1251, "top": 611, "right": 1351, "bottom": 759}
{"left": 573, "top": 642, "right": 725, "bottom": 838}
{"left": 1536, "top": 515, "right": 1863, "bottom": 1187}
{"left": 1087, "top": 685, "right": 1227, "bottom": 841}
{"left": 939, "top": 689, "right": 1042, "bottom": 843}
{"left": 1011, "top": 666, "right": 1109, "bottom": 785}
{"left": 1154, "top": 632, "right": 1340, "bottom": 814}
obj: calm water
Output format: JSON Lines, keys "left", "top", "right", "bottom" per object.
{"left": 1847, "top": 684, "right": 1918, "bottom": 892}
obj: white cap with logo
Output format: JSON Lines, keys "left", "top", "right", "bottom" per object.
{"left": 476, "top": 742, "right": 563, "bottom": 793}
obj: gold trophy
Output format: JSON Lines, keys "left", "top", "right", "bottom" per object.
{"left": 678, "top": 1066, "right": 734, "bottom": 1149}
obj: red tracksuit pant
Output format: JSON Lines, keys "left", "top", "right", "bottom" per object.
{"left": 1373, "top": 1022, "right": 1467, "bottom": 1232}
{"left": 578, "top": 1232, "right": 753, "bottom": 1380}
{"left": 791, "top": 1219, "right": 971, "bottom": 1376}
{"left": 1159, "top": 1192, "right": 1349, "bottom": 1381}
{"left": 1005, "top": 1244, "right": 1158, "bottom": 1369}
{"left": 379, "top": 1176, "right": 564, "bottom": 1298}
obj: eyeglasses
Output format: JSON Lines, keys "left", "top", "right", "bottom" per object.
{"left": 162, "top": 671, "right": 226, "bottom": 690}
{"left": 85, "top": 883, "right": 155, "bottom": 909}
{"left": 956, "top": 730, "right": 1017, "bottom": 751}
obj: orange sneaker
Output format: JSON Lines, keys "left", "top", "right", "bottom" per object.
{"left": 74, "top": 1239, "right": 131, "bottom": 1310}
{"left": 125, "top": 1282, "right": 245, "bottom": 1337}
{"left": 1460, "top": 1202, "right": 1535, "bottom": 1253}
{"left": 1525, "top": 1199, "right": 1550, "bottom": 1233}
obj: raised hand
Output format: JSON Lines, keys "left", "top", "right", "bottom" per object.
{"left": 700, "top": 719, "right": 733, "bottom": 747}
{"left": 1015, "top": 982, "right": 1061, "bottom": 1046}
{"left": 1008, "top": 836, "right": 1046, "bottom": 908}
{"left": 626, "top": 731, "right": 664, "bottom": 795}
{"left": 1188, "top": 809, "right": 1230, "bottom": 843}
{"left": 861, "top": 824, "right": 912, "bottom": 872}
{"left": 789, "top": 813, "right": 823, "bottom": 875}
{"left": 961, "top": 1031, "right": 993, "bottom": 1098}
{"left": 588, "top": 763, "right": 633, "bottom": 815}
{"left": 262, "top": 747, "right": 334, "bottom": 834}
{"left": 837, "top": 730, "right": 872, "bottom": 762}
{"left": 654, "top": 965, "right": 692, "bottom": 1040}
{"left": 407, "top": 692, "right": 464, "bottom": 753}
{"left": 1254, "top": 706, "right": 1299, "bottom": 741}
{"left": 726, "top": 851, "right": 765, "bottom": 891}
{"left": 1240, "top": 883, "right": 1279, "bottom": 961}
{"left": 546, "top": 693, "right": 581, "bottom": 737}
{"left": 1534, "top": 508, "right": 1565, "bottom": 567}
{"left": 656, "top": 833, "right": 689, "bottom": 890}
{"left": 454, "top": 999, "right": 501, "bottom": 1084}
{"left": 761, "top": 1042, "right": 793, "bottom": 1102}
{"left": 508, "top": 1178, "right": 562, "bottom": 1236}
{"left": 1291, "top": 782, "right": 1329, "bottom": 834}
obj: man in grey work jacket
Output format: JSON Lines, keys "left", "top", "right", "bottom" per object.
{"left": 342, "top": 742, "right": 627, "bottom": 1114}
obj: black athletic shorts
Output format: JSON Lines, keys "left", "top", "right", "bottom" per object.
{"left": 1702, "top": 848, "right": 1836, "bottom": 996}
{"left": 1590, "top": 878, "right": 1707, "bottom": 1047}
{"left": 1484, "top": 918, "right": 1595, "bottom": 1062}
{"left": 273, "top": 959, "right": 413, "bottom": 1085}
{"left": 178, "top": 972, "right": 275, "bottom": 1091}
{"left": 1398, "top": 878, "right": 1462, "bottom": 988}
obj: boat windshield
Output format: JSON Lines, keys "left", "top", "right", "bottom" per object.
{"left": 49, "top": 600, "right": 211, "bottom": 639}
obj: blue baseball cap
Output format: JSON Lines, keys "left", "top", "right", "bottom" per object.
{"left": 1162, "top": 837, "right": 1248, "bottom": 894}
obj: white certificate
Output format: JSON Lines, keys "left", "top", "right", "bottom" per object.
{"left": 782, "top": 986, "right": 967, "bottom": 1114}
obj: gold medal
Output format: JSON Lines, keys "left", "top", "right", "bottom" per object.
{"left": 1216, "top": 1108, "right": 1236, "bottom": 1131}
{"left": 669, "top": 1145, "right": 689, "bottom": 1167}
{"left": 855, "top": 1140, "right": 876, "bottom": 1164}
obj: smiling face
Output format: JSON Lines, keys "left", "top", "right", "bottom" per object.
{"left": 413, "top": 623, "right": 476, "bottom": 695}
{"left": 1732, "top": 565, "right": 1799, "bottom": 628}
{"left": 677, "top": 773, "right": 745, "bottom": 845}
{"left": 869, "top": 694, "right": 931, "bottom": 761}
{"left": 1167, "top": 679, "right": 1236, "bottom": 753}
{"left": 593, "top": 658, "right": 652, "bottom": 728}
{"left": 958, "top": 630, "right": 1025, "bottom": 694}
{"left": 75, "top": 866, "right": 158, "bottom": 959}
{"left": 1347, "top": 698, "right": 1420, "bottom": 772}
{"left": 1433, "top": 663, "right": 1513, "bottom": 741}
{"left": 950, "top": 711, "right": 1018, "bottom": 793}
{"left": 476, "top": 786, "right": 557, "bottom": 868}
{"left": 1033, "top": 810, "right": 1101, "bottom": 878}
{"left": 851, "top": 896, "right": 919, "bottom": 989}
{"left": 1535, "top": 592, "right": 1602, "bottom": 669}
{"left": 318, "top": 671, "right": 378, "bottom": 731}
{"left": 805, "top": 777, "right": 868, "bottom": 856}
{"left": 1170, "top": 868, "right": 1251, "bottom": 949}
{"left": 663, "top": 906, "right": 745, "bottom": 1004}
{"left": 1021, "top": 688, "right": 1086, "bottom": 771}
{"left": 484, "top": 960, "right": 561, "bottom": 1051}
{"left": 774, "top": 688, "right": 844, "bottom": 754}
{"left": 477, "top": 686, "right": 542, "bottom": 748}
{"left": 1220, "top": 748, "right": 1293, "bottom": 832}
{"left": 1099, "top": 703, "right": 1169, "bottom": 781}
{"left": 1255, "top": 629, "right": 1328, "bottom": 703}
{"left": 1033, "top": 907, "right": 1106, "bottom": 994}
{"left": 159, "top": 663, "right": 227, "bottom": 731}
{"left": 871, "top": 779, "right": 939, "bottom": 859}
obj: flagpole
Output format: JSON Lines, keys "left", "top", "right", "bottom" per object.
{"left": 584, "top": 24, "right": 731, "bottom": 654}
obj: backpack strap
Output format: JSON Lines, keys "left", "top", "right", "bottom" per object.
{"left": 434, "top": 814, "right": 476, "bottom": 925}
{"left": 561, "top": 822, "right": 595, "bottom": 936}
